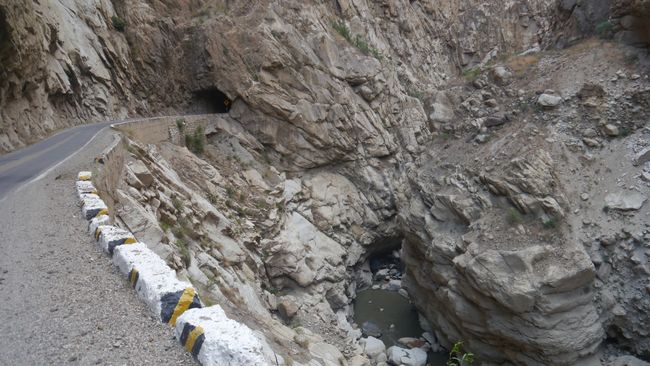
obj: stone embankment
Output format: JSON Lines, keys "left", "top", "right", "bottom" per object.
{"left": 75, "top": 164, "right": 276, "bottom": 364}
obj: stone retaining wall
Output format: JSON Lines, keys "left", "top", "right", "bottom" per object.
{"left": 113, "top": 114, "right": 225, "bottom": 145}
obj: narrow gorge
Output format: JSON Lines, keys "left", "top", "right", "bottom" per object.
{"left": 2, "top": 1, "right": 650, "bottom": 365}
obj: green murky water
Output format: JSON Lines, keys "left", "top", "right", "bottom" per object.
{"left": 354, "top": 289, "right": 447, "bottom": 365}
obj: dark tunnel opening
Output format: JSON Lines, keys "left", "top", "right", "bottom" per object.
{"left": 189, "top": 87, "right": 232, "bottom": 114}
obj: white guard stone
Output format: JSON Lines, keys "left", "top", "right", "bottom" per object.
{"left": 174, "top": 306, "right": 272, "bottom": 366}
{"left": 113, "top": 243, "right": 194, "bottom": 319}
{"left": 96, "top": 225, "right": 136, "bottom": 254}
{"left": 78, "top": 171, "right": 92, "bottom": 181}
{"left": 88, "top": 215, "right": 110, "bottom": 236}
{"left": 76, "top": 180, "right": 97, "bottom": 199}
{"left": 81, "top": 195, "right": 108, "bottom": 220}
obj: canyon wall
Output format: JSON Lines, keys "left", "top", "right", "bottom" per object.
{"left": 3, "top": 1, "right": 650, "bottom": 365}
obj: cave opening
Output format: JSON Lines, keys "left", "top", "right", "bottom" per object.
{"left": 351, "top": 236, "right": 447, "bottom": 364}
{"left": 189, "top": 87, "right": 232, "bottom": 114}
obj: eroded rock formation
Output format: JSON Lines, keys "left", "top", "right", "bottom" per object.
{"left": 4, "top": 0, "right": 650, "bottom": 365}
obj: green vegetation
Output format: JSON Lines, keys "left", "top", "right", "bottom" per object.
{"left": 543, "top": 217, "right": 558, "bottom": 229}
{"left": 462, "top": 67, "right": 481, "bottom": 81}
{"left": 176, "top": 118, "right": 186, "bottom": 132}
{"left": 595, "top": 20, "right": 614, "bottom": 38}
{"left": 184, "top": 126, "right": 206, "bottom": 154}
{"left": 332, "top": 20, "right": 382, "bottom": 60}
{"left": 408, "top": 88, "right": 425, "bottom": 103}
{"left": 176, "top": 238, "right": 191, "bottom": 266}
{"left": 111, "top": 16, "right": 127, "bottom": 32}
{"left": 160, "top": 221, "right": 171, "bottom": 233}
{"left": 506, "top": 207, "right": 523, "bottom": 225}
{"left": 619, "top": 126, "right": 632, "bottom": 137}
{"left": 171, "top": 196, "right": 184, "bottom": 212}
{"left": 447, "top": 341, "right": 475, "bottom": 366}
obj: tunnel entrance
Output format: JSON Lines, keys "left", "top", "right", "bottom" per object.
{"left": 189, "top": 87, "right": 232, "bottom": 114}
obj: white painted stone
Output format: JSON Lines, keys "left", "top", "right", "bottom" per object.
{"left": 113, "top": 243, "right": 196, "bottom": 321}
{"left": 81, "top": 195, "right": 108, "bottom": 219}
{"left": 76, "top": 180, "right": 97, "bottom": 199}
{"left": 174, "top": 306, "right": 272, "bottom": 366}
{"left": 77, "top": 171, "right": 92, "bottom": 181}
{"left": 96, "top": 225, "right": 136, "bottom": 254}
{"left": 88, "top": 214, "right": 110, "bottom": 236}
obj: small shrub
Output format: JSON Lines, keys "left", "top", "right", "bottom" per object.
{"left": 172, "top": 226, "right": 186, "bottom": 239}
{"left": 332, "top": 20, "right": 352, "bottom": 42}
{"left": 506, "top": 208, "right": 523, "bottom": 225}
{"left": 172, "top": 196, "right": 184, "bottom": 211}
{"left": 111, "top": 16, "right": 126, "bottom": 32}
{"left": 192, "top": 126, "right": 205, "bottom": 154}
{"left": 176, "top": 239, "right": 191, "bottom": 266}
{"left": 543, "top": 217, "right": 558, "bottom": 229}
{"left": 353, "top": 35, "right": 383, "bottom": 60}
{"left": 184, "top": 126, "right": 206, "bottom": 154}
{"left": 447, "top": 341, "right": 475, "bottom": 366}
{"left": 207, "top": 193, "right": 219, "bottom": 204}
{"left": 408, "top": 88, "right": 425, "bottom": 103}
{"left": 595, "top": 20, "right": 614, "bottom": 38}
{"left": 160, "top": 221, "right": 171, "bottom": 233}
{"left": 462, "top": 67, "right": 481, "bottom": 81}
{"left": 332, "top": 19, "right": 382, "bottom": 60}
{"left": 619, "top": 127, "right": 632, "bottom": 137}
{"left": 176, "top": 118, "right": 186, "bottom": 132}
{"left": 226, "top": 186, "right": 236, "bottom": 199}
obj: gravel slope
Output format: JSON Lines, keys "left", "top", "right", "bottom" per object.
{"left": 0, "top": 129, "right": 195, "bottom": 365}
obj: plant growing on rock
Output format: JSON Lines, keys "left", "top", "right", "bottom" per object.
{"left": 184, "top": 126, "right": 206, "bottom": 154}
{"left": 331, "top": 19, "right": 382, "bottom": 60}
{"left": 447, "top": 341, "right": 475, "bottom": 366}
{"left": 176, "top": 118, "right": 186, "bottom": 132}
{"left": 506, "top": 207, "right": 523, "bottom": 225}
{"left": 111, "top": 16, "right": 126, "bottom": 32}
{"left": 462, "top": 67, "right": 481, "bottom": 81}
{"left": 595, "top": 20, "right": 614, "bottom": 39}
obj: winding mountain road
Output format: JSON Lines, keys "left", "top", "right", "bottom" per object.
{"left": 0, "top": 123, "right": 195, "bottom": 365}
{"left": 0, "top": 122, "right": 112, "bottom": 202}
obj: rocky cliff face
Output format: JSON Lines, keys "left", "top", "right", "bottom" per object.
{"left": 5, "top": 0, "right": 650, "bottom": 365}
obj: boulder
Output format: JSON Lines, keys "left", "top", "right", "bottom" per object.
{"left": 277, "top": 296, "right": 299, "bottom": 320}
{"left": 361, "top": 321, "right": 382, "bottom": 338}
{"left": 537, "top": 93, "right": 562, "bottom": 107}
{"left": 360, "top": 336, "right": 386, "bottom": 359}
{"left": 634, "top": 147, "right": 650, "bottom": 166}
{"left": 386, "top": 346, "right": 427, "bottom": 366}
{"left": 603, "top": 124, "right": 620, "bottom": 137}
{"left": 612, "top": 355, "right": 650, "bottom": 366}
{"left": 491, "top": 66, "right": 512, "bottom": 85}
{"left": 129, "top": 160, "right": 154, "bottom": 187}
{"left": 605, "top": 192, "right": 647, "bottom": 211}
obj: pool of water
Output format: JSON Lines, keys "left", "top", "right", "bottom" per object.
{"left": 353, "top": 289, "right": 447, "bottom": 365}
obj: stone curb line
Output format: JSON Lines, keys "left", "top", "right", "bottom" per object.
{"left": 75, "top": 171, "right": 273, "bottom": 365}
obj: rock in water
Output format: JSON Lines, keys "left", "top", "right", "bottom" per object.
{"left": 361, "top": 321, "right": 382, "bottom": 338}
{"left": 360, "top": 336, "right": 386, "bottom": 359}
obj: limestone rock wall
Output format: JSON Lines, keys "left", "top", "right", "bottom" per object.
{"left": 5, "top": 0, "right": 650, "bottom": 365}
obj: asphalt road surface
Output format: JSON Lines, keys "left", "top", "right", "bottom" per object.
{"left": 0, "top": 122, "right": 112, "bottom": 201}
{"left": 0, "top": 126, "right": 195, "bottom": 365}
